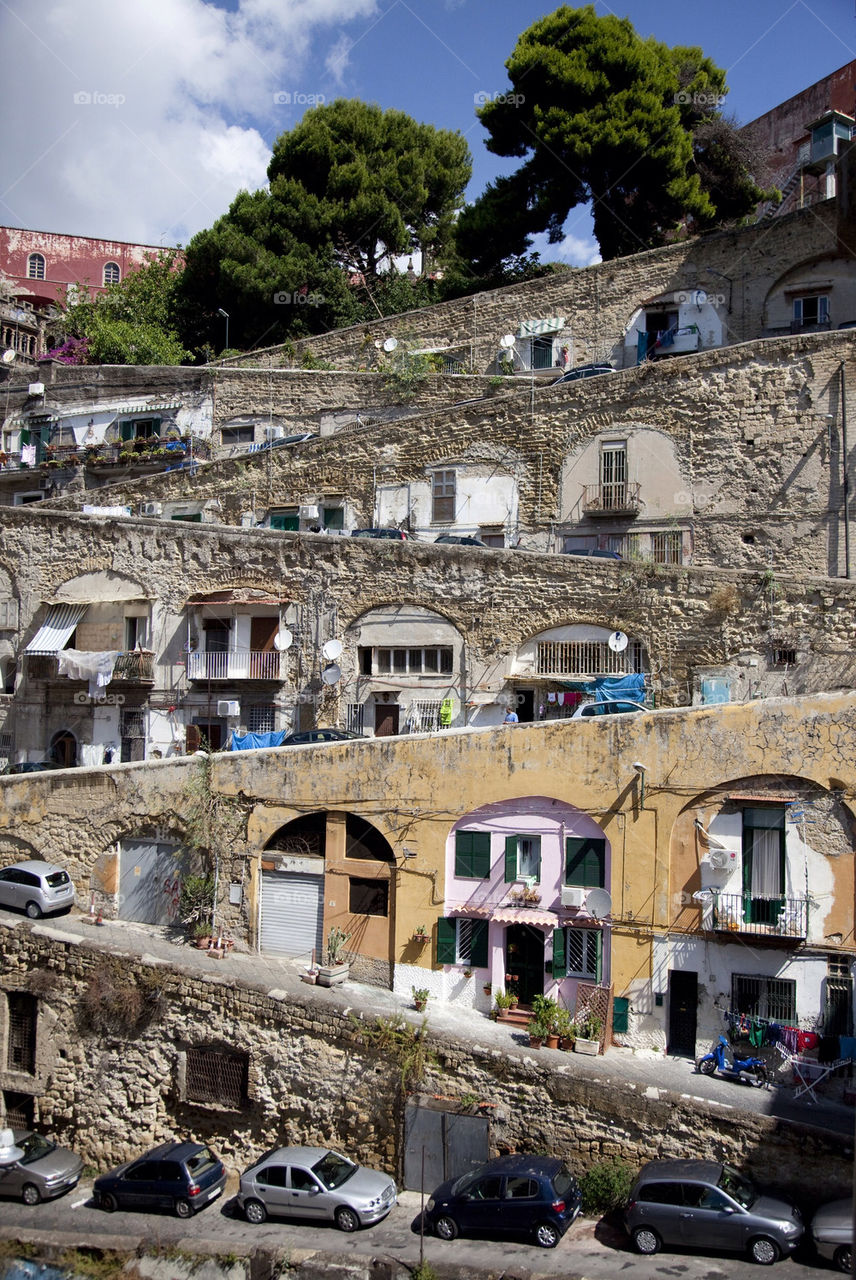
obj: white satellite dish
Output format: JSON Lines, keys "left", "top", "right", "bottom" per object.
{"left": 1, "top": 350, "right": 16, "bottom": 364}
{"left": 499, "top": 333, "right": 516, "bottom": 349}
{"left": 382, "top": 336, "right": 399, "bottom": 353}
{"left": 608, "top": 631, "right": 628, "bottom": 653}
{"left": 585, "top": 888, "right": 612, "bottom": 919}
{"left": 692, "top": 889, "right": 715, "bottom": 903}
{"left": 274, "top": 629, "right": 293, "bottom": 651}
{"left": 321, "top": 663, "right": 341, "bottom": 685}
{"left": 322, "top": 638, "right": 343, "bottom": 661}
{"left": 374, "top": 339, "right": 385, "bottom": 349}
{"left": 692, "top": 288, "right": 707, "bottom": 307}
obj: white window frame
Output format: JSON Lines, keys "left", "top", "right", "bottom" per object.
{"left": 27, "top": 253, "right": 45, "bottom": 281}
{"left": 432, "top": 470, "right": 456, "bottom": 523}
{"left": 103, "top": 262, "right": 121, "bottom": 285}
{"left": 565, "top": 927, "right": 599, "bottom": 979}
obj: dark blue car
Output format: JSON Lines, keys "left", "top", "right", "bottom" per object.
{"left": 94, "top": 1141, "right": 226, "bottom": 1218}
{"left": 424, "top": 1154, "right": 582, "bottom": 1248}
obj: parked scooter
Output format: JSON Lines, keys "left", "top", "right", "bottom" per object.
{"left": 696, "top": 1035, "right": 768, "bottom": 1087}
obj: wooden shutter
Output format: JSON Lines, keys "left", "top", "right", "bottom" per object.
{"left": 470, "top": 919, "right": 488, "bottom": 968}
{"left": 552, "top": 927, "right": 567, "bottom": 978}
{"left": 120, "top": 420, "right": 134, "bottom": 441}
{"left": 436, "top": 917, "right": 457, "bottom": 964}
{"left": 185, "top": 724, "right": 201, "bottom": 752}
{"left": 565, "top": 836, "right": 605, "bottom": 887}
{"left": 455, "top": 830, "right": 490, "bottom": 878}
{"left": 504, "top": 836, "right": 517, "bottom": 882}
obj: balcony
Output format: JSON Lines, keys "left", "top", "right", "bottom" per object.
{"left": 26, "top": 650, "right": 155, "bottom": 684}
{"left": 581, "top": 482, "right": 641, "bottom": 517}
{"left": 708, "top": 892, "right": 808, "bottom": 940}
{"left": 186, "top": 649, "right": 285, "bottom": 681}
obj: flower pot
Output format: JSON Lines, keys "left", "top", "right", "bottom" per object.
{"left": 317, "top": 962, "right": 350, "bottom": 987}
{"left": 195, "top": 936, "right": 212, "bottom": 950}
{"left": 559, "top": 1036, "right": 575, "bottom": 1051}
{"left": 528, "top": 1035, "right": 544, "bottom": 1050}
{"left": 574, "top": 1036, "right": 600, "bottom": 1055}
{"left": 300, "top": 972, "right": 318, "bottom": 984}
{"left": 546, "top": 1033, "right": 560, "bottom": 1050}
{"left": 497, "top": 1008, "right": 511, "bottom": 1020}
{"left": 414, "top": 999, "right": 427, "bottom": 1012}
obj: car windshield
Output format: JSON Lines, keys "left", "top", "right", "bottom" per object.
{"left": 450, "top": 1169, "right": 482, "bottom": 1197}
{"left": 718, "top": 1166, "right": 756, "bottom": 1209}
{"left": 45, "top": 871, "right": 69, "bottom": 887}
{"left": 313, "top": 1151, "right": 357, "bottom": 1190}
{"left": 18, "top": 1133, "right": 56, "bottom": 1164}
{"left": 186, "top": 1148, "right": 218, "bottom": 1177}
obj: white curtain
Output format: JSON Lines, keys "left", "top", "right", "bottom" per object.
{"left": 750, "top": 829, "right": 782, "bottom": 897}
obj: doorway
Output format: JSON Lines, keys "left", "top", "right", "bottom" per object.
{"left": 49, "top": 729, "right": 77, "bottom": 767}
{"left": 667, "top": 969, "right": 698, "bottom": 1057}
{"left": 516, "top": 689, "right": 535, "bottom": 723}
{"left": 374, "top": 703, "right": 400, "bottom": 737}
{"left": 505, "top": 923, "right": 544, "bottom": 1005}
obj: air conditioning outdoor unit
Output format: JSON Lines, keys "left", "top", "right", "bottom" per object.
{"left": 265, "top": 425, "right": 284, "bottom": 440}
{"left": 706, "top": 848, "right": 735, "bottom": 870}
{"left": 560, "top": 886, "right": 586, "bottom": 908}
{"left": 142, "top": 502, "right": 162, "bottom": 516}
{"left": 216, "top": 700, "right": 240, "bottom": 717}
{"left": 299, "top": 504, "right": 320, "bottom": 520}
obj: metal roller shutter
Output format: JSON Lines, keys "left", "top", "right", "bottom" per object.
{"left": 260, "top": 870, "right": 324, "bottom": 959}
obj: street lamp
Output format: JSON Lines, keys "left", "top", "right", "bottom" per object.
{"left": 217, "top": 308, "right": 229, "bottom": 353}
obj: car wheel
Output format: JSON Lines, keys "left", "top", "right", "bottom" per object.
{"left": 697, "top": 1057, "right": 716, "bottom": 1075}
{"left": 434, "top": 1214, "right": 459, "bottom": 1241}
{"left": 244, "top": 1198, "right": 267, "bottom": 1225}
{"left": 334, "top": 1206, "right": 360, "bottom": 1233}
{"left": 21, "top": 1183, "right": 41, "bottom": 1206}
{"left": 98, "top": 1191, "right": 118, "bottom": 1213}
{"left": 25, "top": 901, "right": 42, "bottom": 919}
{"left": 834, "top": 1243, "right": 852, "bottom": 1273}
{"left": 174, "top": 1198, "right": 193, "bottom": 1219}
{"left": 748, "top": 1235, "right": 780, "bottom": 1265}
{"left": 632, "top": 1226, "right": 661, "bottom": 1255}
{"left": 534, "top": 1221, "right": 560, "bottom": 1248}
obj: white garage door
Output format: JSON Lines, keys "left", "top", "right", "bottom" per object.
{"left": 260, "top": 869, "right": 324, "bottom": 959}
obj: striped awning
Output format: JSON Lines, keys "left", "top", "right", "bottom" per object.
{"left": 25, "top": 603, "right": 88, "bottom": 654}
{"left": 518, "top": 317, "right": 565, "bottom": 337}
{"left": 490, "top": 907, "right": 559, "bottom": 929}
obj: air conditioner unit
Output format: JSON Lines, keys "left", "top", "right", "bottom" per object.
{"left": 142, "top": 502, "right": 162, "bottom": 516}
{"left": 299, "top": 504, "right": 320, "bottom": 520}
{"left": 27, "top": 382, "right": 45, "bottom": 397}
{"left": 216, "top": 700, "right": 240, "bottom": 717}
{"left": 561, "top": 886, "right": 586, "bottom": 908}
{"left": 265, "top": 425, "right": 284, "bottom": 440}
{"left": 707, "top": 848, "right": 734, "bottom": 870}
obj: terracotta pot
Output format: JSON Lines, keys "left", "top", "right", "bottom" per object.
{"left": 546, "top": 1034, "right": 560, "bottom": 1050}
{"left": 195, "top": 936, "right": 212, "bottom": 949}
{"left": 529, "top": 1036, "right": 544, "bottom": 1050}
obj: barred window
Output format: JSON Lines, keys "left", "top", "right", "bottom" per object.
{"left": 185, "top": 1047, "right": 248, "bottom": 1108}
{"left": 566, "top": 928, "right": 599, "bottom": 979}
{"left": 732, "top": 974, "right": 796, "bottom": 1023}
{"left": 368, "top": 646, "right": 453, "bottom": 675}
{"left": 2, "top": 1091, "right": 34, "bottom": 1128}
{"left": 407, "top": 700, "right": 442, "bottom": 732}
{"left": 27, "top": 254, "right": 45, "bottom": 281}
{"left": 345, "top": 703, "right": 365, "bottom": 733}
{"left": 651, "top": 532, "right": 683, "bottom": 565}
{"left": 103, "top": 262, "right": 120, "bottom": 285}
{"left": 247, "top": 705, "right": 275, "bottom": 734}
{"left": 536, "top": 639, "right": 643, "bottom": 677}
{"left": 7, "top": 993, "right": 37, "bottom": 1073}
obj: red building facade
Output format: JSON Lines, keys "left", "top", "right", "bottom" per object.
{"left": 0, "top": 226, "right": 173, "bottom": 309}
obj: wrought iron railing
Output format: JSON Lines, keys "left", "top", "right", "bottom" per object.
{"left": 581, "top": 482, "right": 642, "bottom": 515}
{"left": 186, "top": 649, "right": 285, "bottom": 681}
{"left": 536, "top": 639, "right": 638, "bottom": 677}
{"left": 710, "top": 892, "right": 808, "bottom": 939}
{"left": 112, "top": 650, "right": 155, "bottom": 681}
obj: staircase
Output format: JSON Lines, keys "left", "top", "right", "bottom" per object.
{"left": 497, "top": 1005, "right": 533, "bottom": 1030}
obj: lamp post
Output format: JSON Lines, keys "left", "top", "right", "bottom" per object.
{"left": 217, "top": 308, "right": 229, "bottom": 354}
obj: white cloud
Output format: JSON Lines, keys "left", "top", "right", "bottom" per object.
{"left": 552, "top": 231, "right": 602, "bottom": 268}
{"left": 0, "top": 0, "right": 378, "bottom": 245}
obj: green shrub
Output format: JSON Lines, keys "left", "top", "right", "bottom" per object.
{"left": 579, "top": 1158, "right": 634, "bottom": 1215}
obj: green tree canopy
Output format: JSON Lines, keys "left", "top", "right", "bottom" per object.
{"left": 457, "top": 5, "right": 770, "bottom": 267}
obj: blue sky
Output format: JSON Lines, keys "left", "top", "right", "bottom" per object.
{"left": 1, "top": 0, "right": 854, "bottom": 264}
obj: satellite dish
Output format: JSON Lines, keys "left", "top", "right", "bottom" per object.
{"left": 274, "top": 628, "right": 293, "bottom": 651}
{"left": 608, "top": 631, "right": 628, "bottom": 653}
{"left": 499, "top": 334, "right": 516, "bottom": 349}
{"left": 382, "top": 336, "right": 399, "bottom": 353}
{"left": 585, "top": 888, "right": 612, "bottom": 919}
{"left": 321, "top": 663, "right": 341, "bottom": 685}
{"left": 1, "top": 350, "right": 16, "bottom": 364}
{"left": 692, "top": 288, "right": 707, "bottom": 306}
{"left": 0, "top": 1129, "right": 24, "bottom": 1166}
{"left": 374, "top": 339, "right": 385, "bottom": 349}
{"left": 692, "top": 889, "right": 715, "bottom": 902}
{"left": 322, "top": 638, "right": 343, "bottom": 661}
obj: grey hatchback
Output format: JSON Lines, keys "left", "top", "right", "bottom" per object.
{"left": 237, "top": 1146, "right": 396, "bottom": 1231}
{"left": 0, "top": 861, "right": 74, "bottom": 918}
{"left": 625, "top": 1160, "right": 803, "bottom": 1265}
{"left": 0, "top": 1130, "right": 83, "bottom": 1204}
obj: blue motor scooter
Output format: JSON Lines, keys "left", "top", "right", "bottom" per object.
{"left": 696, "top": 1035, "right": 768, "bottom": 1087}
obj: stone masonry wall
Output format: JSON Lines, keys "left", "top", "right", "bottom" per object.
{"left": 0, "top": 928, "right": 849, "bottom": 1204}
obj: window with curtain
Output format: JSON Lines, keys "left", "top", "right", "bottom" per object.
{"left": 504, "top": 834, "right": 541, "bottom": 882}
{"left": 741, "top": 807, "right": 786, "bottom": 924}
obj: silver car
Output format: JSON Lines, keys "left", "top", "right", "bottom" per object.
{"left": 0, "top": 861, "right": 74, "bottom": 918}
{"left": 811, "top": 1198, "right": 852, "bottom": 1272}
{"left": 0, "top": 1131, "right": 83, "bottom": 1204}
{"left": 237, "top": 1146, "right": 396, "bottom": 1231}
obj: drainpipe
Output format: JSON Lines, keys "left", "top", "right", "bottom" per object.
{"left": 840, "top": 361, "right": 851, "bottom": 578}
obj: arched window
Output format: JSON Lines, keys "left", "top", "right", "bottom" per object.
{"left": 27, "top": 253, "right": 45, "bottom": 280}
{"left": 103, "top": 262, "right": 120, "bottom": 285}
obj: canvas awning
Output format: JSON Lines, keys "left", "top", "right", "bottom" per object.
{"left": 25, "top": 603, "right": 88, "bottom": 654}
{"left": 518, "top": 317, "right": 565, "bottom": 337}
{"left": 490, "top": 907, "right": 559, "bottom": 928}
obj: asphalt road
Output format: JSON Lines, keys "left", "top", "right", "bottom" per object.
{"left": 0, "top": 1182, "right": 843, "bottom": 1279}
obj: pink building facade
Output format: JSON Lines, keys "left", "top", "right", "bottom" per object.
{"left": 0, "top": 226, "right": 173, "bottom": 309}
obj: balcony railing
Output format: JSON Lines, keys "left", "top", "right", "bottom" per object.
{"left": 709, "top": 892, "right": 808, "bottom": 939}
{"left": 112, "top": 651, "right": 155, "bottom": 682}
{"left": 536, "top": 639, "right": 638, "bottom": 678}
{"left": 581, "top": 482, "right": 642, "bottom": 516}
{"left": 186, "top": 649, "right": 285, "bottom": 681}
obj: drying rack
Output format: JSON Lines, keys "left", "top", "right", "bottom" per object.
{"left": 774, "top": 1042, "right": 850, "bottom": 1104}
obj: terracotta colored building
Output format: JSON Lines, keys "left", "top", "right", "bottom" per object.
{"left": 0, "top": 225, "right": 175, "bottom": 310}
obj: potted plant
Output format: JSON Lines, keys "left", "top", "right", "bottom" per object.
{"left": 554, "top": 1007, "right": 576, "bottom": 1050}
{"left": 317, "top": 926, "right": 352, "bottom": 987}
{"left": 494, "top": 990, "right": 515, "bottom": 1019}
{"left": 528, "top": 1015, "right": 552, "bottom": 1049}
{"left": 412, "top": 986, "right": 429, "bottom": 1012}
{"left": 509, "top": 885, "right": 542, "bottom": 907}
{"left": 574, "top": 1010, "right": 603, "bottom": 1055}
{"left": 412, "top": 924, "right": 430, "bottom": 943}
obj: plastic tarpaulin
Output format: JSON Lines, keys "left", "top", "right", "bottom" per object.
{"left": 594, "top": 674, "right": 646, "bottom": 704}
{"left": 230, "top": 730, "right": 287, "bottom": 751}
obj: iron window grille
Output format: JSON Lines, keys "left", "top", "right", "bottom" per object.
{"left": 7, "top": 993, "right": 37, "bottom": 1073}
{"left": 732, "top": 974, "right": 796, "bottom": 1023}
{"left": 2, "top": 1091, "right": 34, "bottom": 1128}
{"left": 345, "top": 703, "right": 365, "bottom": 733}
{"left": 565, "top": 928, "right": 600, "bottom": 979}
{"left": 185, "top": 1047, "right": 248, "bottom": 1108}
{"left": 246, "top": 705, "right": 276, "bottom": 734}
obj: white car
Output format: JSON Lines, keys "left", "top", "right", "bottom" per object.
{"left": 0, "top": 861, "right": 74, "bottom": 918}
{"left": 572, "top": 700, "right": 648, "bottom": 718}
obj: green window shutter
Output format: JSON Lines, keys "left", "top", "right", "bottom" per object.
{"left": 594, "top": 930, "right": 603, "bottom": 983}
{"left": 120, "top": 420, "right": 134, "bottom": 441}
{"left": 470, "top": 919, "right": 488, "bottom": 968}
{"left": 613, "top": 996, "right": 629, "bottom": 1034}
{"left": 270, "top": 513, "right": 299, "bottom": 531}
{"left": 552, "top": 927, "right": 567, "bottom": 978}
{"left": 533, "top": 844, "right": 541, "bottom": 885}
{"left": 504, "top": 836, "right": 517, "bottom": 882}
{"left": 565, "top": 837, "right": 605, "bottom": 887}
{"left": 436, "top": 917, "right": 457, "bottom": 964}
{"left": 455, "top": 830, "right": 490, "bottom": 879}
{"left": 323, "top": 507, "right": 344, "bottom": 530}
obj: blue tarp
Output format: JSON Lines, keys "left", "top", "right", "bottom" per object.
{"left": 230, "top": 730, "right": 287, "bottom": 751}
{"left": 594, "top": 674, "right": 646, "bottom": 704}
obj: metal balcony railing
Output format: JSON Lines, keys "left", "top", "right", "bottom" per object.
{"left": 186, "top": 649, "right": 285, "bottom": 681}
{"left": 581, "top": 482, "right": 641, "bottom": 516}
{"left": 710, "top": 892, "right": 808, "bottom": 939}
{"left": 112, "top": 651, "right": 155, "bottom": 682}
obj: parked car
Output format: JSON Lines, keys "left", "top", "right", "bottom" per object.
{"left": 0, "top": 1130, "right": 83, "bottom": 1204}
{"left": 351, "top": 528, "right": 408, "bottom": 540}
{"left": 624, "top": 1159, "right": 803, "bottom": 1265}
{"left": 424, "top": 1154, "right": 582, "bottom": 1249}
{"left": 435, "top": 535, "right": 489, "bottom": 548}
{"left": 0, "top": 861, "right": 74, "bottom": 918}
{"left": 810, "top": 1198, "right": 852, "bottom": 1272}
{"left": 94, "top": 1141, "right": 226, "bottom": 1218}
{"left": 564, "top": 548, "right": 623, "bottom": 559}
{"left": 237, "top": 1146, "right": 396, "bottom": 1231}
{"left": 572, "top": 700, "right": 648, "bottom": 718}
{"left": 553, "top": 363, "right": 614, "bottom": 384}
{"left": 271, "top": 432, "right": 317, "bottom": 446}
{"left": 1, "top": 760, "right": 61, "bottom": 775}
{"left": 280, "top": 729, "right": 365, "bottom": 746}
